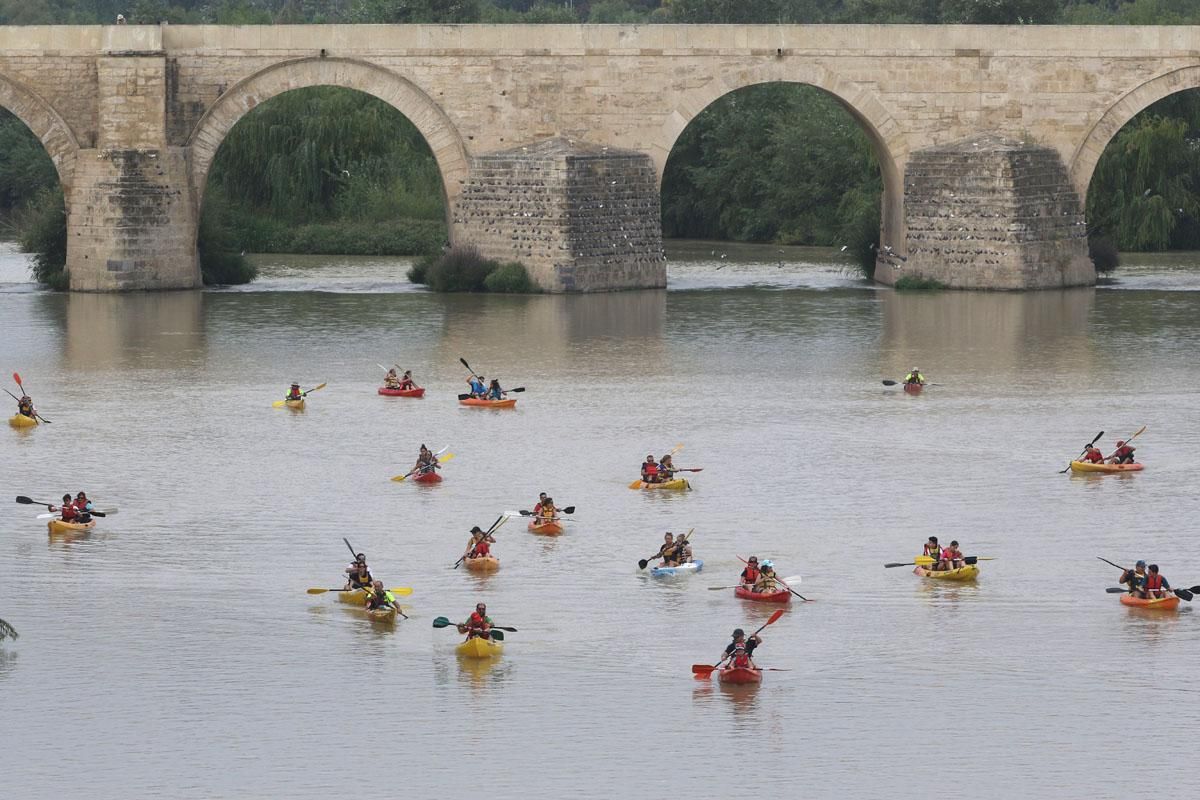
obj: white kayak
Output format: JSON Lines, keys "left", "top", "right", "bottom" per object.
{"left": 650, "top": 559, "right": 704, "bottom": 577}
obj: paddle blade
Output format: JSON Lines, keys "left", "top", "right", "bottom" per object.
{"left": 490, "top": 630, "right": 505, "bottom": 642}
{"left": 460, "top": 357, "right": 473, "bottom": 373}
{"left": 390, "top": 587, "right": 413, "bottom": 596}
{"left": 509, "top": 386, "right": 525, "bottom": 393}
{"left": 883, "top": 562, "right": 912, "bottom": 568}
{"left": 307, "top": 382, "right": 328, "bottom": 394}
{"left": 881, "top": 379, "right": 898, "bottom": 386}
{"left": 439, "top": 453, "right": 455, "bottom": 464}
{"left": 390, "top": 474, "right": 410, "bottom": 482}
{"left": 13, "top": 372, "right": 23, "bottom": 387}
{"left": 1175, "top": 588, "right": 1194, "bottom": 602}
{"left": 691, "top": 664, "right": 717, "bottom": 676}
{"left": 563, "top": 506, "right": 575, "bottom": 514}
{"left": 628, "top": 481, "right": 644, "bottom": 490}
{"left": 306, "top": 588, "right": 332, "bottom": 595}
{"left": 457, "top": 393, "right": 470, "bottom": 400}
{"left": 1105, "top": 587, "right": 1128, "bottom": 594}
{"left": 766, "top": 609, "right": 785, "bottom": 625}
{"left": 432, "top": 616, "right": 452, "bottom": 628}
{"left": 15, "top": 496, "right": 36, "bottom": 505}
{"left": 271, "top": 400, "right": 286, "bottom": 408}
{"left": 780, "top": 576, "right": 802, "bottom": 585}
{"left": 637, "top": 559, "right": 649, "bottom": 570}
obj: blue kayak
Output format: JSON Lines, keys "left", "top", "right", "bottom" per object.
{"left": 650, "top": 560, "right": 704, "bottom": 577}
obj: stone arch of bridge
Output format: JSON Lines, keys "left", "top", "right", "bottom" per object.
{"left": 651, "top": 64, "right": 909, "bottom": 255}
{"left": 0, "top": 72, "right": 79, "bottom": 190}
{"left": 1070, "top": 66, "right": 1200, "bottom": 199}
{"left": 187, "top": 56, "right": 469, "bottom": 212}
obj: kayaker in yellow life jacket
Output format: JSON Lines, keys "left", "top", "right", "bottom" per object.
{"left": 384, "top": 368, "right": 402, "bottom": 389}
{"left": 1120, "top": 560, "right": 1149, "bottom": 598}
{"left": 16, "top": 394, "right": 35, "bottom": 418}
{"left": 923, "top": 536, "right": 940, "bottom": 562}
{"left": 364, "top": 580, "right": 399, "bottom": 611}
{"left": 754, "top": 562, "right": 778, "bottom": 593}
{"left": 721, "top": 628, "right": 760, "bottom": 669}
{"left": 286, "top": 383, "right": 303, "bottom": 401}
{"left": 536, "top": 497, "right": 559, "bottom": 523}
{"left": 904, "top": 368, "right": 925, "bottom": 386}
{"left": 345, "top": 554, "right": 372, "bottom": 589}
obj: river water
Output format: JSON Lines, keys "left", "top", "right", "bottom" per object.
{"left": 1, "top": 241, "right": 1199, "bottom": 798}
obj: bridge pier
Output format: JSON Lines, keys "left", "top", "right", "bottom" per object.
{"left": 878, "top": 134, "right": 1094, "bottom": 290}
{"left": 65, "top": 52, "right": 200, "bottom": 291}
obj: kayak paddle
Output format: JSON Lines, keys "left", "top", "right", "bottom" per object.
{"left": 453, "top": 514, "right": 508, "bottom": 569}
{"left": 392, "top": 452, "right": 454, "bottom": 482}
{"left": 272, "top": 383, "right": 327, "bottom": 407}
{"left": 307, "top": 586, "right": 413, "bottom": 596}
{"left": 692, "top": 665, "right": 790, "bottom": 674}
{"left": 1105, "top": 585, "right": 1197, "bottom": 601}
{"left": 736, "top": 555, "right": 811, "bottom": 601}
{"left": 1059, "top": 430, "right": 1104, "bottom": 473}
{"left": 692, "top": 608, "right": 785, "bottom": 677}
{"left": 517, "top": 506, "right": 575, "bottom": 516}
{"left": 456, "top": 387, "right": 525, "bottom": 401}
{"left": 432, "top": 616, "right": 517, "bottom": 633}
{"left": 638, "top": 528, "right": 694, "bottom": 570}
{"left": 1102, "top": 425, "right": 1146, "bottom": 461}
{"left": 885, "top": 555, "right": 994, "bottom": 568}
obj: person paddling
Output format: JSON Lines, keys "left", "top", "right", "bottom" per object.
{"left": 923, "top": 536, "right": 940, "bottom": 562}
{"left": 458, "top": 603, "right": 494, "bottom": 640}
{"left": 1144, "top": 564, "right": 1171, "bottom": 599}
{"left": 463, "top": 526, "right": 495, "bottom": 563}
{"left": 16, "top": 394, "right": 36, "bottom": 420}
{"left": 535, "top": 496, "right": 560, "bottom": 525}
{"left": 1119, "top": 560, "right": 1149, "bottom": 599}
{"left": 657, "top": 532, "right": 682, "bottom": 567}
{"left": 740, "top": 556, "right": 761, "bottom": 589}
{"left": 904, "top": 367, "right": 926, "bottom": 386}
{"left": 48, "top": 493, "right": 79, "bottom": 523}
{"left": 486, "top": 378, "right": 506, "bottom": 401}
{"left": 412, "top": 444, "right": 439, "bottom": 477}
{"left": 384, "top": 368, "right": 402, "bottom": 389}
{"left": 364, "top": 580, "right": 402, "bottom": 613}
{"left": 285, "top": 383, "right": 303, "bottom": 402}
{"left": 1080, "top": 443, "right": 1105, "bottom": 464}
{"left": 72, "top": 492, "right": 94, "bottom": 524}
{"left": 467, "top": 375, "right": 486, "bottom": 398}
{"left": 531, "top": 492, "right": 549, "bottom": 516}
{"left": 659, "top": 454, "right": 678, "bottom": 480}
{"left": 344, "top": 553, "right": 373, "bottom": 590}
{"left": 720, "top": 628, "right": 761, "bottom": 670}
{"left": 941, "top": 540, "right": 965, "bottom": 570}
{"left": 641, "top": 455, "right": 661, "bottom": 484}
{"left": 754, "top": 561, "right": 779, "bottom": 593}
{"left": 398, "top": 370, "right": 416, "bottom": 390}
{"left": 1108, "top": 439, "right": 1137, "bottom": 465}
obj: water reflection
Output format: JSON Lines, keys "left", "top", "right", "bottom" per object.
{"left": 62, "top": 290, "right": 206, "bottom": 371}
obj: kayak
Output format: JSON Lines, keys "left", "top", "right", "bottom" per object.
{"left": 1120, "top": 593, "right": 1180, "bottom": 610}
{"left": 632, "top": 479, "right": 691, "bottom": 491}
{"left": 457, "top": 636, "right": 503, "bottom": 658}
{"left": 650, "top": 560, "right": 704, "bottom": 577}
{"left": 337, "top": 588, "right": 372, "bottom": 605}
{"left": 47, "top": 518, "right": 96, "bottom": 534}
{"left": 378, "top": 386, "right": 425, "bottom": 397}
{"left": 718, "top": 666, "right": 762, "bottom": 684}
{"left": 913, "top": 564, "right": 980, "bottom": 581}
{"left": 413, "top": 471, "right": 443, "bottom": 484}
{"left": 8, "top": 414, "right": 37, "bottom": 428}
{"left": 1070, "top": 461, "right": 1144, "bottom": 474}
{"left": 364, "top": 606, "right": 399, "bottom": 623}
{"left": 527, "top": 519, "right": 563, "bottom": 535}
{"left": 464, "top": 555, "right": 500, "bottom": 572}
{"left": 284, "top": 398, "right": 305, "bottom": 410}
{"left": 734, "top": 586, "right": 791, "bottom": 603}
{"left": 459, "top": 397, "right": 517, "bottom": 409}
{"left": 903, "top": 383, "right": 924, "bottom": 394}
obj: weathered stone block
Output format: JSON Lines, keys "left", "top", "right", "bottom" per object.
{"left": 453, "top": 138, "right": 666, "bottom": 292}
{"left": 885, "top": 134, "right": 1094, "bottom": 290}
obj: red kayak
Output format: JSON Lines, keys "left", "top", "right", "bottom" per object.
{"left": 413, "top": 471, "right": 442, "bottom": 484}
{"left": 378, "top": 386, "right": 425, "bottom": 398}
{"left": 734, "top": 586, "right": 791, "bottom": 604}
{"left": 903, "top": 382, "right": 923, "bottom": 394}
{"left": 718, "top": 666, "right": 762, "bottom": 684}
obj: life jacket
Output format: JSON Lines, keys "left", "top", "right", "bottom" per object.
{"left": 923, "top": 543, "right": 939, "bottom": 557}
{"left": 905, "top": 373, "right": 923, "bottom": 384}
{"left": 1082, "top": 450, "right": 1104, "bottom": 463}
{"left": 731, "top": 646, "right": 751, "bottom": 669}
{"left": 741, "top": 566, "right": 760, "bottom": 584}
{"left": 287, "top": 388, "right": 302, "bottom": 400}
{"left": 1146, "top": 574, "right": 1164, "bottom": 592}
{"left": 469, "top": 380, "right": 484, "bottom": 395}
{"left": 349, "top": 565, "right": 371, "bottom": 586}
{"left": 756, "top": 574, "right": 777, "bottom": 591}
{"left": 18, "top": 400, "right": 33, "bottom": 416}
{"left": 642, "top": 463, "right": 659, "bottom": 479}
{"left": 59, "top": 504, "right": 78, "bottom": 521}
{"left": 399, "top": 376, "right": 414, "bottom": 389}
{"left": 471, "top": 539, "right": 490, "bottom": 557}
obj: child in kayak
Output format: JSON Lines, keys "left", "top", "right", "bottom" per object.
{"left": 940, "top": 541, "right": 965, "bottom": 570}
{"left": 1108, "top": 440, "right": 1137, "bottom": 464}
{"left": 16, "top": 394, "right": 36, "bottom": 419}
{"left": 345, "top": 554, "right": 372, "bottom": 589}
{"left": 535, "top": 497, "right": 559, "bottom": 524}
{"left": 72, "top": 492, "right": 94, "bottom": 523}
{"left": 463, "top": 526, "right": 495, "bottom": 562}
{"left": 740, "top": 556, "right": 761, "bottom": 589}
{"left": 721, "top": 628, "right": 761, "bottom": 669}
{"left": 48, "top": 494, "right": 79, "bottom": 522}
{"left": 458, "top": 603, "right": 493, "bottom": 640}
{"left": 486, "top": 379, "right": 506, "bottom": 400}
{"left": 1145, "top": 564, "right": 1171, "bottom": 599}
{"left": 659, "top": 454, "right": 678, "bottom": 480}
{"left": 641, "top": 455, "right": 661, "bottom": 484}
{"left": 364, "top": 581, "right": 406, "bottom": 616}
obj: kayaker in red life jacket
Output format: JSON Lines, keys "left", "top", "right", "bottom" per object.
{"left": 1080, "top": 444, "right": 1105, "bottom": 464}
{"left": 722, "top": 628, "right": 760, "bottom": 669}
{"left": 740, "top": 556, "right": 761, "bottom": 588}
{"left": 1119, "top": 560, "right": 1149, "bottom": 598}
{"left": 531, "top": 492, "right": 548, "bottom": 516}
{"left": 463, "top": 526, "right": 494, "bottom": 562}
{"left": 641, "top": 455, "right": 661, "bottom": 484}
{"left": 286, "top": 383, "right": 303, "bottom": 401}
{"left": 48, "top": 493, "right": 78, "bottom": 522}
{"left": 1108, "top": 440, "right": 1137, "bottom": 465}
{"left": 1144, "top": 565, "right": 1171, "bottom": 599}
{"left": 459, "top": 603, "right": 493, "bottom": 640}
{"left": 72, "top": 492, "right": 94, "bottom": 523}
{"left": 940, "top": 541, "right": 965, "bottom": 570}
{"left": 345, "top": 554, "right": 372, "bottom": 589}
{"left": 398, "top": 370, "right": 415, "bottom": 390}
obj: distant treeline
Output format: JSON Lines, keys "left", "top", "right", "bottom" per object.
{"left": 7, "top": 0, "right": 1200, "bottom": 285}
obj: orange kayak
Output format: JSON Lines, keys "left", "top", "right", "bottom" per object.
{"left": 718, "top": 666, "right": 761, "bottom": 684}
{"left": 460, "top": 397, "right": 517, "bottom": 409}
{"left": 528, "top": 519, "right": 563, "bottom": 535}
{"left": 464, "top": 555, "right": 500, "bottom": 572}
{"left": 1119, "top": 593, "right": 1180, "bottom": 610}
{"left": 734, "top": 586, "right": 791, "bottom": 604}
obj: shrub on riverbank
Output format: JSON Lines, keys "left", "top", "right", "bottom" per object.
{"left": 409, "top": 245, "right": 538, "bottom": 293}
{"left": 197, "top": 196, "right": 256, "bottom": 285}
{"left": 226, "top": 214, "right": 446, "bottom": 257}
{"left": 1088, "top": 235, "right": 1120, "bottom": 274}
{"left": 17, "top": 187, "right": 67, "bottom": 290}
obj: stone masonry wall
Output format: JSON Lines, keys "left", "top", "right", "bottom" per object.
{"left": 453, "top": 138, "right": 665, "bottom": 292}
{"left": 894, "top": 135, "right": 1094, "bottom": 290}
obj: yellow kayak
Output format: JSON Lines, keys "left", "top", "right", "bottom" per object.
{"left": 337, "top": 588, "right": 372, "bottom": 605}
{"left": 456, "top": 636, "right": 503, "bottom": 658}
{"left": 285, "top": 398, "right": 305, "bottom": 410}
{"left": 913, "top": 564, "right": 979, "bottom": 581}
{"left": 364, "top": 606, "right": 398, "bottom": 624}
{"left": 631, "top": 478, "right": 691, "bottom": 491}
{"left": 1070, "top": 460, "right": 1143, "bottom": 474}
{"left": 48, "top": 518, "right": 96, "bottom": 535}
{"left": 8, "top": 413, "right": 37, "bottom": 428}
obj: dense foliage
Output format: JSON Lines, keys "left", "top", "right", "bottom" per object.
{"left": 408, "top": 245, "right": 537, "bottom": 292}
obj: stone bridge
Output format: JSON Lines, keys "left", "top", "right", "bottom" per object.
{"left": 2, "top": 23, "right": 1198, "bottom": 292}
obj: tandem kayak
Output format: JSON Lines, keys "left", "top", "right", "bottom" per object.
{"left": 378, "top": 386, "right": 425, "bottom": 398}
{"left": 1119, "top": 593, "right": 1180, "bottom": 610}
{"left": 913, "top": 564, "right": 980, "bottom": 581}
{"left": 464, "top": 556, "right": 500, "bottom": 572}
{"left": 457, "top": 636, "right": 503, "bottom": 658}
{"left": 631, "top": 479, "right": 691, "bottom": 491}
{"left": 1070, "top": 461, "right": 1144, "bottom": 474}
{"left": 734, "top": 586, "right": 791, "bottom": 603}
{"left": 284, "top": 398, "right": 305, "bottom": 410}
{"left": 364, "top": 606, "right": 399, "bottom": 623}
{"left": 650, "top": 560, "right": 704, "bottom": 577}
{"left": 718, "top": 666, "right": 762, "bottom": 684}
{"left": 413, "top": 471, "right": 443, "bottom": 484}
{"left": 8, "top": 414, "right": 37, "bottom": 428}
{"left": 459, "top": 397, "right": 517, "bottom": 409}
{"left": 47, "top": 518, "right": 96, "bottom": 534}
{"left": 337, "top": 588, "right": 373, "bottom": 605}
{"left": 527, "top": 519, "right": 563, "bottom": 535}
